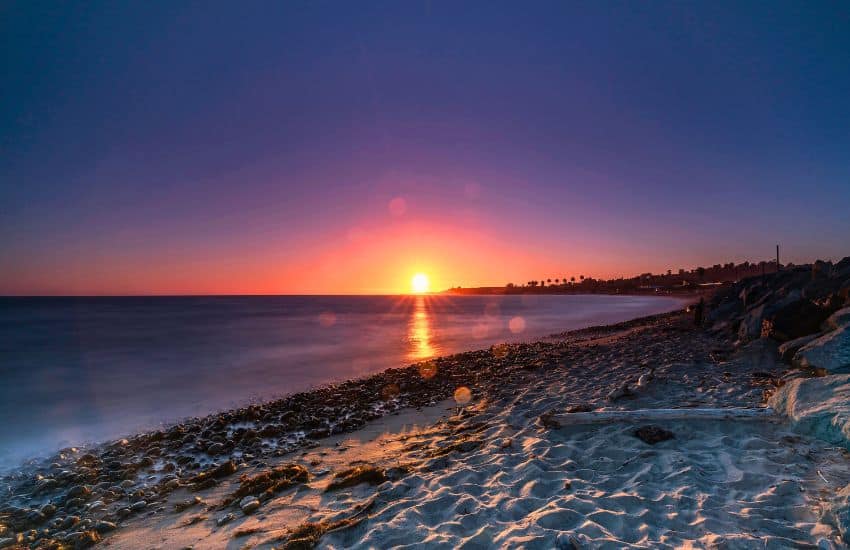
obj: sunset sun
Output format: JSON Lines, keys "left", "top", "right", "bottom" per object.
{"left": 411, "top": 273, "right": 430, "bottom": 293}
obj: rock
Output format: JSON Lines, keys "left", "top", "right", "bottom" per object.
{"left": 636, "top": 369, "right": 655, "bottom": 388}
{"left": 131, "top": 500, "right": 147, "bottom": 512}
{"left": 825, "top": 307, "right": 850, "bottom": 331}
{"left": 66, "top": 530, "right": 102, "bottom": 548}
{"left": 761, "top": 300, "right": 831, "bottom": 342}
{"left": 66, "top": 485, "right": 91, "bottom": 499}
{"left": 738, "top": 291, "right": 801, "bottom": 342}
{"left": 206, "top": 442, "right": 226, "bottom": 455}
{"left": 803, "top": 277, "right": 843, "bottom": 300}
{"left": 174, "top": 496, "right": 202, "bottom": 513}
{"left": 94, "top": 520, "right": 117, "bottom": 533}
{"left": 60, "top": 515, "right": 81, "bottom": 529}
{"left": 769, "top": 375, "right": 850, "bottom": 446}
{"left": 739, "top": 305, "right": 768, "bottom": 341}
{"left": 607, "top": 383, "right": 633, "bottom": 401}
{"left": 633, "top": 425, "right": 674, "bottom": 445}
{"left": 216, "top": 513, "right": 235, "bottom": 526}
{"left": 794, "top": 325, "right": 850, "bottom": 373}
{"left": 778, "top": 334, "right": 819, "bottom": 363}
{"left": 239, "top": 496, "right": 260, "bottom": 514}
{"left": 538, "top": 411, "right": 561, "bottom": 429}
{"left": 76, "top": 453, "right": 98, "bottom": 467}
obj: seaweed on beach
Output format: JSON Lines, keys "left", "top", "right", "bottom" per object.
{"left": 325, "top": 465, "right": 387, "bottom": 491}
{"left": 225, "top": 463, "right": 309, "bottom": 505}
{"left": 187, "top": 459, "right": 237, "bottom": 491}
{"left": 280, "top": 498, "right": 375, "bottom": 549}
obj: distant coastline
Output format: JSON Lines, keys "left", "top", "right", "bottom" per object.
{"left": 441, "top": 257, "right": 795, "bottom": 296}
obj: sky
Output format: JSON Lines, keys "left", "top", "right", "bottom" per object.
{"left": 2, "top": 1, "right": 849, "bottom": 295}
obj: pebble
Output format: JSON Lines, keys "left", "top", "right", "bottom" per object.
{"left": 66, "top": 485, "right": 91, "bottom": 499}
{"left": 216, "top": 513, "right": 235, "bottom": 526}
{"left": 239, "top": 496, "right": 261, "bottom": 514}
{"left": 131, "top": 500, "right": 147, "bottom": 512}
{"left": 94, "top": 520, "right": 117, "bottom": 533}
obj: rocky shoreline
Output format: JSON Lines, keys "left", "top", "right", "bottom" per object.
{"left": 1, "top": 309, "right": 694, "bottom": 549}
{"left": 4, "top": 259, "right": 850, "bottom": 548}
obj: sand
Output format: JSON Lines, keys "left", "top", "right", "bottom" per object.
{"left": 96, "top": 312, "right": 850, "bottom": 549}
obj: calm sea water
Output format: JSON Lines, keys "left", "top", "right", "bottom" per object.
{"left": 0, "top": 294, "right": 684, "bottom": 468}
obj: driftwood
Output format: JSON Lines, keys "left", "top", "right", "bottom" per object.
{"left": 552, "top": 407, "right": 774, "bottom": 426}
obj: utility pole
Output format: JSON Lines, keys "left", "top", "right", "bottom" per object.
{"left": 776, "top": 244, "right": 780, "bottom": 272}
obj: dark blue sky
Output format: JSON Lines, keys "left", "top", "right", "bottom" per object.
{"left": 2, "top": 1, "right": 849, "bottom": 293}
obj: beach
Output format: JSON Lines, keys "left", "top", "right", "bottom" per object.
{"left": 4, "top": 296, "right": 850, "bottom": 549}
{"left": 0, "top": 294, "right": 685, "bottom": 469}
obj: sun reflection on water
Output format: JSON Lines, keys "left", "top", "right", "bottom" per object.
{"left": 408, "top": 295, "right": 438, "bottom": 361}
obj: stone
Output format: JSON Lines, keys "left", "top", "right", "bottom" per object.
{"left": 26, "top": 510, "right": 45, "bottom": 524}
{"left": 739, "top": 304, "right": 768, "bottom": 341}
{"left": 239, "top": 496, "right": 260, "bottom": 514}
{"left": 66, "top": 485, "right": 91, "bottom": 499}
{"left": 94, "top": 520, "right": 117, "bottom": 533}
{"left": 606, "top": 383, "right": 633, "bottom": 401}
{"left": 633, "top": 425, "right": 674, "bottom": 445}
{"left": 216, "top": 513, "right": 235, "bottom": 526}
{"left": 778, "top": 334, "right": 819, "bottom": 363}
{"left": 825, "top": 307, "right": 850, "bottom": 331}
{"left": 60, "top": 516, "right": 81, "bottom": 529}
{"left": 206, "top": 442, "right": 225, "bottom": 455}
{"left": 769, "top": 375, "right": 850, "bottom": 447}
{"left": 794, "top": 326, "right": 850, "bottom": 373}
{"left": 131, "top": 500, "right": 147, "bottom": 512}
{"left": 761, "top": 300, "right": 831, "bottom": 342}
{"left": 65, "top": 530, "right": 101, "bottom": 548}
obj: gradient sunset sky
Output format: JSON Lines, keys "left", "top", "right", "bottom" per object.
{"left": 2, "top": 2, "right": 849, "bottom": 295}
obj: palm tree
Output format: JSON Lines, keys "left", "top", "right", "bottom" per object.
{"left": 580, "top": 275, "right": 585, "bottom": 281}
{"left": 570, "top": 277, "right": 576, "bottom": 283}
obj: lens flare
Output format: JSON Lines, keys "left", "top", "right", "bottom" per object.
{"left": 454, "top": 386, "right": 472, "bottom": 405}
{"left": 508, "top": 316, "right": 526, "bottom": 334}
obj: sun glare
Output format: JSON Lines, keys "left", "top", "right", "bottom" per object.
{"left": 411, "top": 273, "right": 430, "bottom": 293}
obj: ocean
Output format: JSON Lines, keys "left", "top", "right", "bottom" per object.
{"left": 0, "top": 294, "right": 684, "bottom": 468}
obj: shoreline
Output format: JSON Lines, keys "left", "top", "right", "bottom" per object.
{"left": 0, "top": 294, "right": 690, "bottom": 473}
{"left": 4, "top": 303, "right": 847, "bottom": 548}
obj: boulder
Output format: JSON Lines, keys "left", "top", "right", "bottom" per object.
{"left": 778, "top": 333, "right": 819, "bottom": 363}
{"left": 737, "top": 291, "right": 800, "bottom": 342}
{"left": 793, "top": 325, "right": 850, "bottom": 373}
{"left": 768, "top": 374, "right": 850, "bottom": 446}
{"left": 832, "top": 257, "right": 850, "bottom": 279}
{"left": 760, "top": 299, "right": 830, "bottom": 342}
{"left": 802, "top": 277, "right": 843, "bottom": 300}
{"left": 824, "top": 307, "right": 850, "bottom": 331}
{"left": 840, "top": 281, "right": 850, "bottom": 304}
{"left": 738, "top": 304, "right": 767, "bottom": 341}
